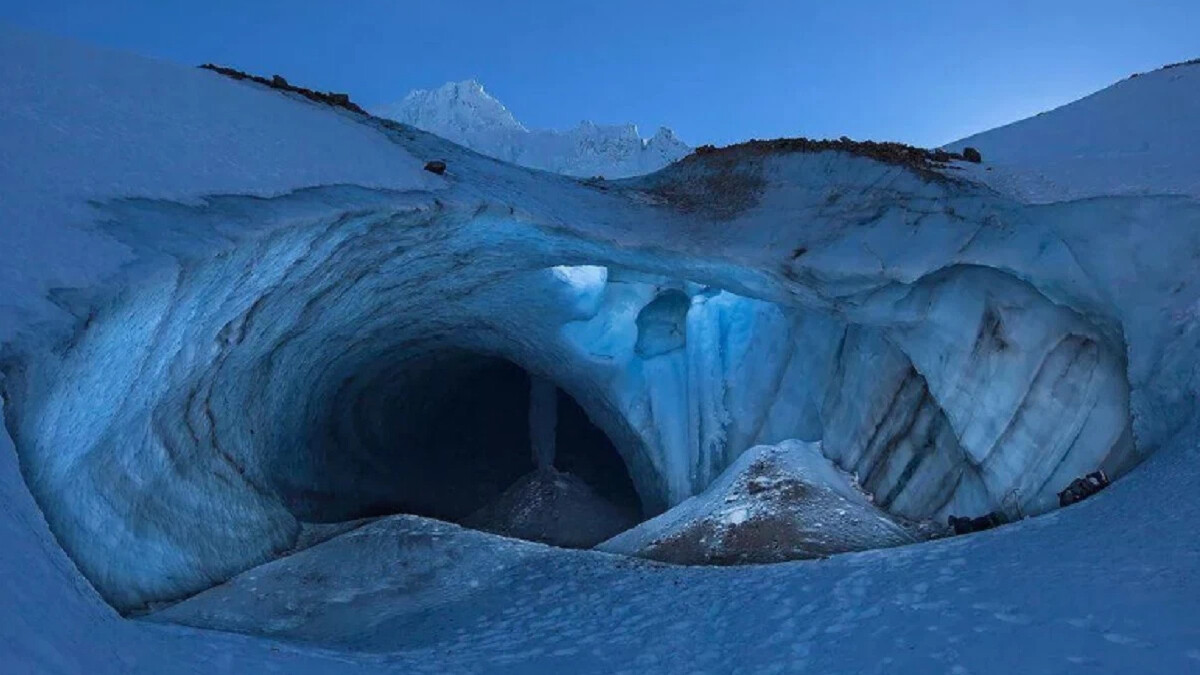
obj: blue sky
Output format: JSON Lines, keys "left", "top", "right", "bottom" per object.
{"left": 2, "top": 1, "right": 1197, "bottom": 146}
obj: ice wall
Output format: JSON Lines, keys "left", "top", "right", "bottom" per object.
{"left": 0, "top": 185, "right": 1147, "bottom": 610}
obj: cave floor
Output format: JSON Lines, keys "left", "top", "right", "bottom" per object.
{"left": 113, "top": 438, "right": 1200, "bottom": 674}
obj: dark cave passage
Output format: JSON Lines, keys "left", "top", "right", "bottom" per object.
{"left": 311, "top": 352, "right": 644, "bottom": 536}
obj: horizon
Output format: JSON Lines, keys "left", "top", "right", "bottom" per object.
{"left": 2, "top": 2, "right": 1197, "bottom": 147}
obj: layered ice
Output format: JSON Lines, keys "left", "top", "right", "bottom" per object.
{"left": 0, "top": 181, "right": 1148, "bottom": 610}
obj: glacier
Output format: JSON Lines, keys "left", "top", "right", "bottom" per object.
{"left": 2, "top": 24, "right": 1200, "bottom": 675}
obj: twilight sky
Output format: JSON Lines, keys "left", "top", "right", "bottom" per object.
{"left": 2, "top": 0, "right": 1196, "bottom": 147}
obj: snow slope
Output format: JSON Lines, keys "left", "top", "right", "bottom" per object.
{"left": 0, "top": 25, "right": 439, "bottom": 347}
{"left": 2, "top": 24, "right": 1200, "bottom": 675}
{"left": 946, "top": 60, "right": 1200, "bottom": 202}
{"left": 372, "top": 80, "right": 689, "bottom": 178}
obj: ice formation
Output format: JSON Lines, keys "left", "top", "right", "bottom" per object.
{"left": 3, "top": 25, "right": 1200, "bottom": 675}
{"left": 465, "top": 467, "right": 638, "bottom": 548}
{"left": 372, "top": 80, "right": 690, "bottom": 177}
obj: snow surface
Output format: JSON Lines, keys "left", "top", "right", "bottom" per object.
{"left": 372, "top": 80, "right": 690, "bottom": 178}
{"left": 946, "top": 60, "right": 1200, "bottom": 203}
{"left": 0, "top": 25, "right": 439, "bottom": 346}
{"left": 599, "top": 440, "right": 915, "bottom": 563}
{"left": 1, "top": 24, "right": 1200, "bottom": 675}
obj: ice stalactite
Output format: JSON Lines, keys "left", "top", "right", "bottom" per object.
{"left": 529, "top": 376, "right": 558, "bottom": 470}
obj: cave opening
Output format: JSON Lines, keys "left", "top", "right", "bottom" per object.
{"left": 302, "top": 350, "right": 645, "bottom": 548}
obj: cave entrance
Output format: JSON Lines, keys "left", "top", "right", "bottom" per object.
{"left": 334, "top": 352, "right": 643, "bottom": 548}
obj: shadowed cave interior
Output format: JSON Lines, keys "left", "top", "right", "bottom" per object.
{"left": 296, "top": 350, "right": 644, "bottom": 531}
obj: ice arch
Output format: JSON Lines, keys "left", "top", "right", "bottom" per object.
{"left": 0, "top": 180, "right": 1145, "bottom": 613}
{"left": 1, "top": 195, "right": 673, "bottom": 611}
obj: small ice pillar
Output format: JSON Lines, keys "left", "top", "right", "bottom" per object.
{"left": 529, "top": 376, "right": 558, "bottom": 470}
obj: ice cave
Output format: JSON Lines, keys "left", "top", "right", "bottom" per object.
{"left": 2, "top": 21, "right": 1200, "bottom": 675}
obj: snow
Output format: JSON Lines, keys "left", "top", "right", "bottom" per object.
{"left": 0, "top": 25, "right": 437, "bottom": 345}
{"left": 598, "top": 440, "right": 916, "bottom": 564}
{"left": 946, "top": 61, "right": 1200, "bottom": 203}
{"left": 1, "top": 23, "right": 1200, "bottom": 675}
{"left": 372, "top": 80, "right": 690, "bottom": 178}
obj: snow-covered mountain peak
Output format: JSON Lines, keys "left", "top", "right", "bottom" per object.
{"left": 375, "top": 79, "right": 526, "bottom": 140}
{"left": 372, "top": 81, "right": 690, "bottom": 178}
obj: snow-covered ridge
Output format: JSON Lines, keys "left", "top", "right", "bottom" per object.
{"left": 372, "top": 80, "right": 690, "bottom": 178}
{"left": 947, "top": 58, "right": 1200, "bottom": 202}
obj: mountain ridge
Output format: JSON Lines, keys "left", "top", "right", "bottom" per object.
{"left": 372, "top": 79, "right": 690, "bottom": 178}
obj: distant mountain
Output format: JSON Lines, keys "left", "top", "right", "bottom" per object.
{"left": 372, "top": 80, "right": 689, "bottom": 178}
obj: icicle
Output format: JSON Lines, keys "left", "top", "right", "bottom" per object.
{"left": 529, "top": 376, "right": 558, "bottom": 470}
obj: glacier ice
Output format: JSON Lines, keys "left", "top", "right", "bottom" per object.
{"left": 4, "top": 23, "right": 1200, "bottom": 675}
{"left": 528, "top": 377, "right": 558, "bottom": 469}
{"left": 0, "top": 184, "right": 1144, "bottom": 610}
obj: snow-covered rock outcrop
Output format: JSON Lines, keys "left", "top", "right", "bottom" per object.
{"left": 599, "top": 440, "right": 915, "bottom": 564}
{"left": 372, "top": 80, "right": 689, "bottom": 177}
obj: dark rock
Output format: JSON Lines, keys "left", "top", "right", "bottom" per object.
{"left": 463, "top": 468, "right": 638, "bottom": 549}
{"left": 198, "top": 64, "right": 367, "bottom": 115}
{"left": 948, "top": 511, "right": 1007, "bottom": 535}
{"left": 678, "top": 136, "right": 972, "bottom": 182}
{"left": 1058, "top": 470, "right": 1110, "bottom": 507}
{"left": 962, "top": 147, "right": 983, "bottom": 163}
{"left": 932, "top": 149, "right": 952, "bottom": 162}
{"left": 424, "top": 160, "right": 447, "bottom": 175}
{"left": 1160, "top": 57, "right": 1200, "bottom": 72}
